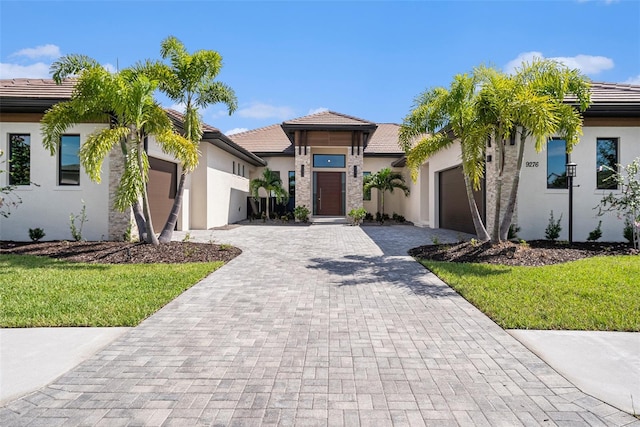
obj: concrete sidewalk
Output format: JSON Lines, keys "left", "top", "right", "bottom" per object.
{"left": 1, "top": 225, "right": 638, "bottom": 426}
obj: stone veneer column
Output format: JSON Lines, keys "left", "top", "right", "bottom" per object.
{"left": 485, "top": 137, "right": 519, "bottom": 234}
{"left": 108, "top": 147, "right": 137, "bottom": 241}
{"left": 294, "top": 147, "right": 312, "bottom": 215}
{"left": 346, "top": 149, "right": 364, "bottom": 215}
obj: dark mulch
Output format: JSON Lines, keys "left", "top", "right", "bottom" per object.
{"left": 0, "top": 241, "right": 241, "bottom": 264}
{"left": 408, "top": 240, "right": 638, "bottom": 267}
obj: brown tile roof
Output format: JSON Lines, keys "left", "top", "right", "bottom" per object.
{"left": 364, "top": 123, "right": 404, "bottom": 155}
{"left": 283, "top": 110, "right": 375, "bottom": 126}
{"left": 227, "top": 123, "right": 293, "bottom": 155}
{"left": 165, "top": 108, "right": 223, "bottom": 133}
{"left": 588, "top": 82, "right": 640, "bottom": 103}
{"left": 0, "top": 78, "right": 76, "bottom": 98}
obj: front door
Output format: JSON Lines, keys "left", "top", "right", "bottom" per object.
{"left": 314, "top": 172, "right": 344, "bottom": 216}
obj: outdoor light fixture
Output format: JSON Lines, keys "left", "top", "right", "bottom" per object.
{"left": 354, "top": 165, "right": 357, "bottom": 178}
{"left": 566, "top": 162, "right": 577, "bottom": 244}
{"left": 301, "top": 165, "right": 305, "bottom": 177}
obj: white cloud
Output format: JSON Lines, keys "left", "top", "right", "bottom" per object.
{"left": 169, "top": 102, "right": 186, "bottom": 113}
{"left": 308, "top": 107, "right": 329, "bottom": 115}
{"left": 10, "top": 44, "right": 61, "bottom": 59}
{"left": 0, "top": 62, "right": 50, "bottom": 79}
{"left": 225, "top": 128, "right": 249, "bottom": 136}
{"left": 623, "top": 75, "right": 640, "bottom": 85}
{"left": 237, "top": 102, "right": 295, "bottom": 120}
{"left": 504, "top": 51, "right": 614, "bottom": 76}
{"left": 103, "top": 63, "right": 117, "bottom": 74}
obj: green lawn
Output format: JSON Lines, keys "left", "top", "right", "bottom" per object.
{"left": 0, "top": 254, "right": 223, "bottom": 327}
{"left": 420, "top": 255, "right": 640, "bottom": 331}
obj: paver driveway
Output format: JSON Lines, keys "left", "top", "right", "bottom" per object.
{"left": 1, "top": 225, "right": 637, "bottom": 426}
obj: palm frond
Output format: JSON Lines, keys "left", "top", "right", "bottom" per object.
{"left": 50, "top": 54, "right": 100, "bottom": 83}
{"left": 80, "top": 126, "right": 130, "bottom": 182}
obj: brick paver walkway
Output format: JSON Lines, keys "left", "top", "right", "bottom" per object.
{"left": 1, "top": 225, "right": 637, "bottom": 426}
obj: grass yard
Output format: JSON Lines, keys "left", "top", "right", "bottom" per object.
{"left": 0, "top": 254, "right": 223, "bottom": 327}
{"left": 420, "top": 255, "right": 640, "bottom": 331}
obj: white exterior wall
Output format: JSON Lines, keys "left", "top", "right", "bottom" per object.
{"left": 402, "top": 163, "right": 430, "bottom": 227}
{"left": 190, "top": 142, "right": 253, "bottom": 229}
{"left": 517, "top": 125, "right": 640, "bottom": 242}
{"left": 362, "top": 158, "right": 410, "bottom": 217}
{"left": 251, "top": 157, "right": 295, "bottom": 198}
{"left": 0, "top": 121, "right": 110, "bottom": 241}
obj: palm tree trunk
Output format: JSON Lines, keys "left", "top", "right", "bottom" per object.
{"left": 266, "top": 193, "right": 271, "bottom": 220}
{"left": 463, "top": 173, "right": 490, "bottom": 241}
{"left": 499, "top": 128, "right": 527, "bottom": 241}
{"left": 119, "top": 138, "right": 147, "bottom": 241}
{"left": 158, "top": 172, "right": 187, "bottom": 243}
{"left": 492, "top": 130, "right": 504, "bottom": 243}
{"left": 136, "top": 135, "right": 158, "bottom": 245}
{"left": 380, "top": 191, "right": 385, "bottom": 216}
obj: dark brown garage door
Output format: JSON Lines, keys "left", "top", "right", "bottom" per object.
{"left": 439, "top": 165, "right": 484, "bottom": 235}
{"left": 148, "top": 157, "right": 177, "bottom": 227}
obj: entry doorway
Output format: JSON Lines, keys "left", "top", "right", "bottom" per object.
{"left": 313, "top": 172, "right": 345, "bottom": 216}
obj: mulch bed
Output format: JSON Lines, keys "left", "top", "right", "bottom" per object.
{"left": 0, "top": 241, "right": 241, "bottom": 264}
{"left": 408, "top": 240, "right": 638, "bottom": 267}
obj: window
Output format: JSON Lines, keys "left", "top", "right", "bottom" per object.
{"left": 8, "top": 134, "right": 30, "bottom": 185}
{"left": 233, "top": 161, "right": 235, "bottom": 174}
{"left": 363, "top": 171, "right": 371, "bottom": 201}
{"left": 242, "top": 164, "right": 245, "bottom": 177}
{"left": 596, "top": 138, "right": 618, "bottom": 190}
{"left": 313, "top": 154, "right": 345, "bottom": 168}
{"left": 288, "top": 171, "right": 295, "bottom": 203}
{"left": 547, "top": 138, "right": 567, "bottom": 189}
{"left": 59, "top": 135, "right": 80, "bottom": 185}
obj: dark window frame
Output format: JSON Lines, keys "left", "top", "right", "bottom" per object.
{"left": 546, "top": 138, "right": 568, "bottom": 189}
{"left": 8, "top": 133, "right": 31, "bottom": 186}
{"left": 58, "top": 134, "right": 81, "bottom": 186}
{"left": 313, "top": 154, "right": 346, "bottom": 168}
{"left": 596, "top": 137, "right": 619, "bottom": 190}
{"left": 363, "top": 171, "right": 372, "bottom": 201}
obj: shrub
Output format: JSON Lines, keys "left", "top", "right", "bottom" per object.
{"left": 392, "top": 212, "right": 406, "bottom": 223}
{"left": 587, "top": 221, "right": 603, "bottom": 242}
{"left": 364, "top": 212, "right": 373, "bottom": 221}
{"left": 375, "top": 212, "right": 390, "bottom": 224}
{"left": 348, "top": 207, "right": 367, "bottom": 225}
{"left": 294, "top": 205, "right": 310, "bottom": 223}
{"left": 545, "top": 210, "right": 562, "bottom": 241}
{"left": 69, "top": 201, "right": 88, "bottom": 241}
{"left": 624, "top": 217, "right": 635, "bottom": 244}
{"left": 508, "top": 224, "right": 521, "bottom": 240}
{"left": 28, "top": 228, "right": 45, "bottom": 242}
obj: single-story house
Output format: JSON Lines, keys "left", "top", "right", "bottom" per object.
{"left": 1, "top": 79, "right": 638, "bottom": 242}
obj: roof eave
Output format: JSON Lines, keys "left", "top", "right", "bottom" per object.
{"left": 281, "top": 123, "right": 378, "bottom": 132}
{"left": 203, "top": 130, "right": 267, "bottom": 166}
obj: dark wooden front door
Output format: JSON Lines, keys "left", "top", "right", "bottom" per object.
{"left": 315, "top": 172, "right": 343, "bottom": 216}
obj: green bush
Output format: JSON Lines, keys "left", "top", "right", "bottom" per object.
{"left": 294, "top": 205, "right": 310, "bottom": 223}
{"left": 545, "top": 210, "right": 562, "bottom": 241}
{"left": 348, "top": 207, "right": 367, "bottom": 225}
{"left": 587, "top": 221, "right": 602, "bottom": 242}
{"left": 28, "top": 228, "right": 45, "bottom": 242}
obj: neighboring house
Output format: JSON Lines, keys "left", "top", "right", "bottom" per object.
{"left": 412, "top": 82, "right": 640, "bottom": 241}
{"left": 0, "top": 79, "right": 264, "bottom": 241}
{"left": 230, "top": 111, "right": 421, "bottom": 221}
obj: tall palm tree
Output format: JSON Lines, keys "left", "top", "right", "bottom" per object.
{"left": 140, "top": 36, "right": 238, "bottom": 243}
{"left": 250, "top": 168, "right": 289, "bottom": 220}
{"left": 42, "top": 55, "right": 198, "bottom": 245}
{"left": 363, "top": 167, "right": 409, "bottom": 215}
{"left": 475, "top": 60, "right": 591, "bottom": 241}
{"left": 400, "top": 73, "right": 491, "bottom": 240}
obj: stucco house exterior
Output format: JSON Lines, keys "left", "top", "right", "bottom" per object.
{"left": 1, "top": 78, "right": 638, "bottom": 243}
{"left": 0, "top": 79, "right": 264, "bottom": 241}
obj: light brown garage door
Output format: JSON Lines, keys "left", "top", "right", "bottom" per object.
{"left": 148, "top": 157, "right": 177, "bottom": 227}
{"left": 439, "top": 165, "right": 484, "bottom": 235}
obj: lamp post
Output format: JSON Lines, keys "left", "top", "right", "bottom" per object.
{"left": 566, "top": 162, "right": 577, "bottom": 245}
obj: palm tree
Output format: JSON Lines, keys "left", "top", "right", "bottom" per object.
{"left": 363, "top": 167, "right": 409, "bottom": 216}
{"left": 250, "top": 168, "right": 289, "bottom": 220}
{"left": 475, "top": 60, "right": 591, "bottom": 241}
{"left": 400, "top": 73, "right": 491, "bottom": 240}
{"left": 140, "top": 36, "right": 238, "bottom": 243}
{"left": 41, "top": 55, "right": 198, "bottom": 245}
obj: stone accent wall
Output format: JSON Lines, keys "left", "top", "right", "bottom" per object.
{"left": 294, "top": 148, "right": 312, "bottom": 214}
{"left": 108, "top": 147, "right": 137, "bottom": 241}
{"left": 485, "top": 137, "right": 520, "bottom": 235}
{"left": 346, "top": 150, "right": 364, "bottom": 214}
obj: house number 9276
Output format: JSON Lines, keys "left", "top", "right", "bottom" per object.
{"left": 525, "top": 162, "right": 539, "bottom": 168}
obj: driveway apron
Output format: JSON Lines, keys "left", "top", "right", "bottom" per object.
{"left": 1, "top": 225, "right": 637, "bottom": 426}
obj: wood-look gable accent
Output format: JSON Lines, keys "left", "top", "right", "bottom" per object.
{"left": 295, "top": 130, "right": 365, "bottom": 156}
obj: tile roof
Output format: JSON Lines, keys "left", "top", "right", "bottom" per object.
{"left": 228, "top": 123, "right": 293, "bottom": 155}
{"left": 587, "top": 82, "right": 640, "bottom": 104}
{"left": 165, "top": 108, "right": 223, "bottom": 133}
{"left": 283, "top": 110, "right": 375, "bottom": 126}
{"left": 364, "top": 123, "right": 405, "bottom": 155}
{"left": 0, "top": 78, "right": 75, "bottom": 98}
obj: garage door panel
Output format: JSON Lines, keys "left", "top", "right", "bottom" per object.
{"left": 439, "top": 165, "right": 484, "bottom": 235}
{"left": 148, "top": 157, "right": 177, "bottom": 227}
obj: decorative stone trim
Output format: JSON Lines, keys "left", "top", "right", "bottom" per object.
{"left": 108, "top": 147, "right": 136, "bottom": 241}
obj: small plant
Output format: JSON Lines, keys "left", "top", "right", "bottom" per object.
{"left": 587, "top": 221, "right": 603, "bottom": 242}
{"left": 519, "top": 239, "right": 529, "bottom": 249}
{"left": 545, "top": 210, "right": 562, "bottom": 242}
{"left": 469, "top": 238, "right": 479, "bottom": 247}
{"left": 123, "top": 220, "right": 134, "bottom": 242}
{"left": 294, "top": 205, "right": 310, "bottom": 223}
{"left": 261, "top": 211, "right": 267, "bottom": 223}
{"left": 182, "top": 231, "right": 192, "bottom": 242}
{"left": 508, "top": 224, "right": 521, "bottom": 240}
{"left": 431, "top": 235, "right": 441, "bottom": 245}
{"left": 28, "top": 227, "right": 45, "bottom": 242}
{"left": 364, "top": 212, "right": 373, "bottom": 221}
{"left": 623, "top": 217, "right": 637, "bottom": 244}
{"left": 348, "top": 207, "right": 367, "bottom": 226}
{"left": 375, "top": 212, "right": 390, "bottom": 224}
{"left": 219, "top": 243, "right": 232, "bottom": 251}
{"left": 392, "top": 212, "right": 406, "bottom": 223}
{"left": 183, "top": 245, "right": 198, "bottom": 258}
{"left": 69, "top": 201, "right": 88, "bottom": 241}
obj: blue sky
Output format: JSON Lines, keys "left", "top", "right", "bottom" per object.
{"left": 1, "top": 1, "right": 639, "bottom": 135}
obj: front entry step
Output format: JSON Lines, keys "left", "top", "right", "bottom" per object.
{"left": 311, "top": 216, "right": 349, "bottom": 225}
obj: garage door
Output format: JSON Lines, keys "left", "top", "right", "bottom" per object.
{"left": 439, "top": 165, "right": 484, "bottom": 235}
{"left": 148, "top": 157, "right": 177, "bottom": 227}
